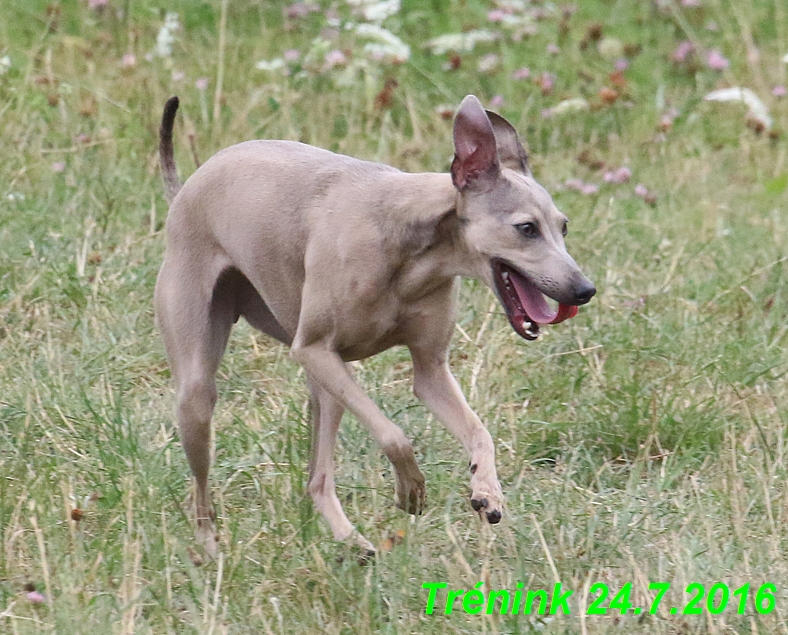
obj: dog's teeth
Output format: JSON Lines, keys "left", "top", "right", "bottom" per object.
{"left": 523, "top": 319, "right": 539, "bottom": 339}
{"left": 502, "top": 271, "right": 509, "bottom": 280}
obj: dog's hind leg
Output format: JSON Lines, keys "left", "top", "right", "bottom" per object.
{"left": 292, "top": 343, "right": 426, "bottom": 516}
{"left": 306, "top": 375, "right": 376, "bottom": 557}
{"left": 155, "top": 258, "right": 236, "bottom": 558}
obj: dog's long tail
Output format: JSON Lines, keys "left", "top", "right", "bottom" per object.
{"left": 159, "top": 96, "right": 181, "bottom": 204}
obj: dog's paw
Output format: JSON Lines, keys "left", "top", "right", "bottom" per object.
{"left": 470, "top": 477, "right": 503, "bottom": 524}
{"left": 394, "top": 467, "right": 426, "bottom": 515}
{"left": 195, "top": 521, "right": 219, "bottom": 561}
{"left": 349, "top": 531, "right": 377, "bottom": 565}
{"left": 335, "top": 531, "right": 377, "bottom": 566}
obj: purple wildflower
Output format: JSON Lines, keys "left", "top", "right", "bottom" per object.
{"left": 604, "top": 167, "right": 632, "bottom": 184}
{"left": 706, "top": 49, "right": 729, "bottom": 70}
{"left": 283, "top": 2, "right": 318, "bottom": 19}
{"left": 27, "top": 591, "right": 46, "bottom": 603}
{"left": 324, "top": 49, "right": 347, "bottom": 68}
{"left": 566, "top": 179, "right": 599, "bottom": 195}
{"left": 671, "top": 41, "right": 694, "bottom": 63}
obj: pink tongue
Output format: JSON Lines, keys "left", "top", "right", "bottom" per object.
{"left": 510, "top": 273, "right": 578, "bottom": 325}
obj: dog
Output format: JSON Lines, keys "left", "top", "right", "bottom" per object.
{"left": 154, "top": 94, "right": 595, "bottom": 557}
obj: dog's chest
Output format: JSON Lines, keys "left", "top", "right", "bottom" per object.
{"left": 333, "top": 293, "right": 407, "bottom": 361}
{"left": 333, "top": 284, "right": 452, "bottom": 361}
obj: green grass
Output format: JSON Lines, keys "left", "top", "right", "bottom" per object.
{"left": 1, "top": 0, "right": 788, "bottom": 632}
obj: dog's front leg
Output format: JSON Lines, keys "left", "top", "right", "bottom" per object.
{"left": 292, "top": 344, "right": 426, "bottom": 516}
{"left": 410, "top": 348, "right": 503, "bottom": 523}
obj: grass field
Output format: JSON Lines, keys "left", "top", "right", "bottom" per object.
{"left": 1, "top": 0, "right": 788, "bottom": 633}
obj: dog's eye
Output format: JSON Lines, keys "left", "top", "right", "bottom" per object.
{"left": 516, "top": 222, "right": 539, "bottom": 238}
{"left": 562, "top": 221, "right": 568, "bottom": 237}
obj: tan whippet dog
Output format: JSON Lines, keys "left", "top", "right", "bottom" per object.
{"left": 154, "top": 95, "right": 595, "bottom": 558}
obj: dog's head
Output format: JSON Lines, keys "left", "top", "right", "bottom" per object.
{"left": 451, "top": 95, "right": 595, "bottom": 340}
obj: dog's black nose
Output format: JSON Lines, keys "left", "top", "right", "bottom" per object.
{"left": 574, "top": 281, "right": 596, "bottom": 304}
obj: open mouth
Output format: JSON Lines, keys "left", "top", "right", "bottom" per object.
{"left": 492, "top": 260, "right": 579, "bottom": 341}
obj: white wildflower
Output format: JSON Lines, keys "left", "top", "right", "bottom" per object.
{"left": 354, "top": 23, "right": 410, "bottom": 63}
{"left": 424, "top": 30, "right": 499, "bottom": 55}
{"left": 155, "top": 12, "right": 180, "bottom": 58}
{"left": 704, "top": 87, "right": 772, "bottom": 130}
{"left": 597, "top": 37, "right": 624, "bottom": 60}
{"left": 346, "top": 0, "right": 401, "bottom": 23}
{"left": 255, "top": 58, "right": 287, "bottom": 72}
{"left": 303, "top": 36, "right": 334, "bottom": 70}
{"left": 0, "top": 55, "right": 10, "bottom": 75}
{"left": 477, "top": 53, "right": 500, "bottom": 73}
{"left": 497, "top": 0, "right": 526, "bottom": 10}
{"left": 334, "top": 59, "right": 369, "bottom": 86}
{"left": 499, "top": 13, "right": 535, "bottom": 28}
{"left": 549, "top": 98, "right": 590, "bottom": 115}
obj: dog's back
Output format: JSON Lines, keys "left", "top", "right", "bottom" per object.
{"left": 163, "top": 138, "right": 413, "bottom": 335}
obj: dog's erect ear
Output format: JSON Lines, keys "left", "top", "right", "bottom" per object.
{"left": 485, "top": 110, "right": 530, "bottom": 175}
{"left": 451, "top": 95, "right": 500, "bottom": 190}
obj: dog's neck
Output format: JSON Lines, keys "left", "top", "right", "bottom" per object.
{"left": 377, "top": 172, "right": 484, "bottom": 301}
